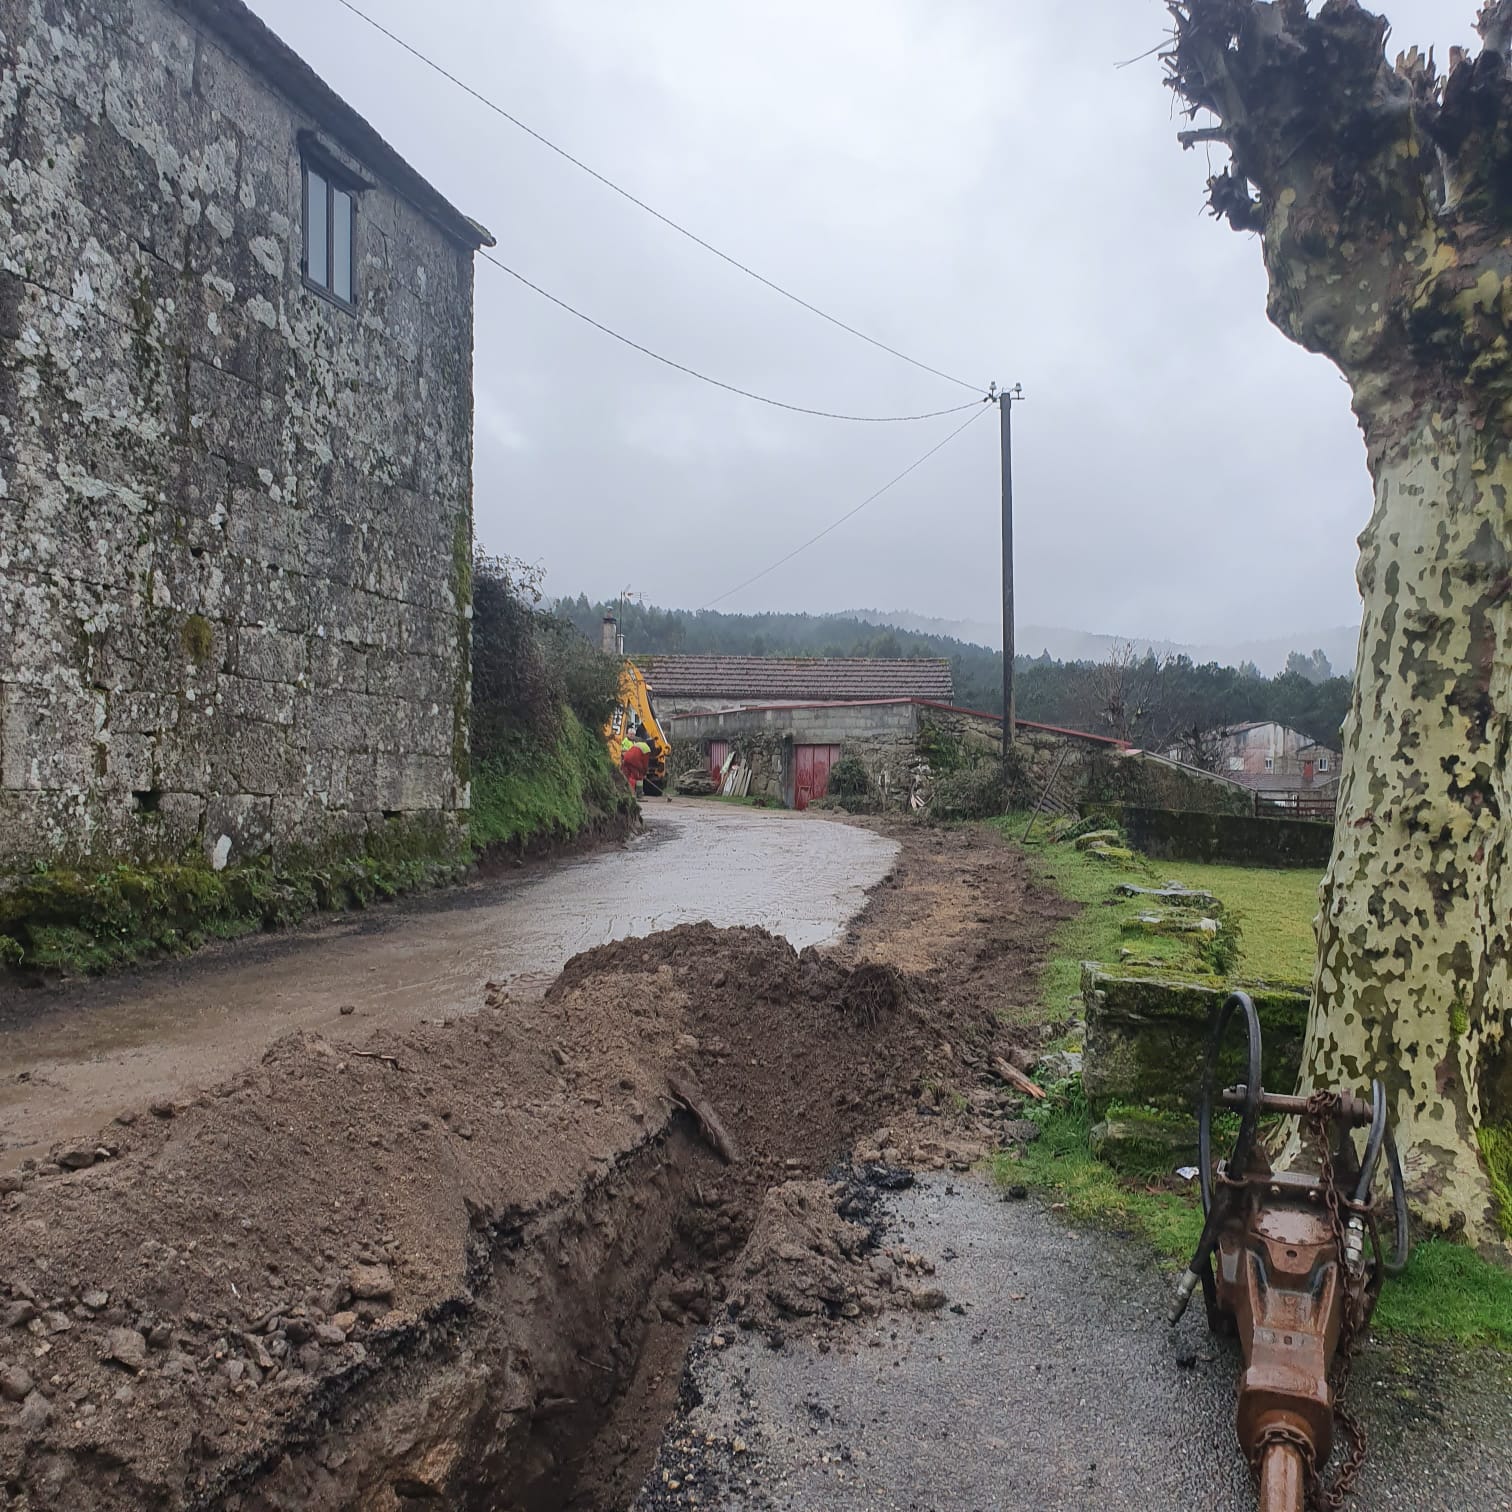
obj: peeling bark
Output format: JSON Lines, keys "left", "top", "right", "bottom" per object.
{"left": 1166, "top": 0, "right": 1512, "bottom": 1251}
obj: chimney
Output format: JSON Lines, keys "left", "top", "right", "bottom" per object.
{"left": 601, "top": 614, "right": 619, "bottom": 656}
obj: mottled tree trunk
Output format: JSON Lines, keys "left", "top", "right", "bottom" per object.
{"left": 1311, "top": 405, "right": 1510, "bottom": 1239}
{"left": 1167, "top": 0, "right": 1512, "bottom": 1248}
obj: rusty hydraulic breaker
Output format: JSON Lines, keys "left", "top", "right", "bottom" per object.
{"left": 1168, "top": 993, "right": 1410, "bottom": 1512}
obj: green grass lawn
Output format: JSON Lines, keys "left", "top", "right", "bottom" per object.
{"left": 990, "top": 815, "right": 1321, "bottom": 1019}
{"left": 1156, "top": 859, "right": 1321, "bottom": 982}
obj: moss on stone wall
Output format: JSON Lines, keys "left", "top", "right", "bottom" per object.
{"left": 1085, "top": 753, "right": 1254, "bottom": 816}
{"left": 180, "top": 613, "right": 214, "bottom": 665}
{"left": 0, "top": 815, "right": 470, "bottom": 976}
{"left": 1080, "top": 965, "right": 1311, "bottom": 1115}
{"left": 1121, "top": 805, "right": 1333, "bottom": 868}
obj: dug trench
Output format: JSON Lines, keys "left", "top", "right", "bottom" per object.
{"left": 0, "top": 822, "right": 1072, "bottom": 1511}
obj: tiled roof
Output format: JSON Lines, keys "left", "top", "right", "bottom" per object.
{"left": 645, "top": 656, "right": 954, "bottom": 702}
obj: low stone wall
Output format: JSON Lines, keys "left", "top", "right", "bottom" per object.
{"left": 1121, "top": 806, "right": 1332, "bottom": 868}
{"left": 1085, "top": 752, "right": 1254, "bottom": 816}
{"left": 919, "top": 709, "right": 1124, "bottom": 808}
{"left": 666, "top": 739, "right": 706, "bottom": 786}
{"left": 1080, "top": 963, "right": 1310, "bottom": 1115}
{"left": 665, "top": 731, "right": 786, "bottom": 800}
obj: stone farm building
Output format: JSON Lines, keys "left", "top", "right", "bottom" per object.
{"left": 0, "top": 0, "right": 492, "bottom": 877}
{"left": 652, "top": 655, "right": 1284, "bottom": 816}
{"left": 647, "top": 655, "right": 1115, "bottom": 811}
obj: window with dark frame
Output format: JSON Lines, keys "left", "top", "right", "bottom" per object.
{"left": 303, "top": 154, "right": 357, "bottom": 306}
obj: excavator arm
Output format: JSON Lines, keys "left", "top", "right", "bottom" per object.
{"left": 603, "top": 662, "right": 669, "bottom": 793}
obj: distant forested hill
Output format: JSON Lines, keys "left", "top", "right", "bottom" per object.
{"left": 552, "top": 595, "right": 1351, "bottom": 750}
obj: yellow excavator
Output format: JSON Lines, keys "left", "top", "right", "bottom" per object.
{"left": 604, "top": 661, "right": 670, "bottom": 796}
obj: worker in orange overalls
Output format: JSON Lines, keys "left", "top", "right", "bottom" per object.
{"left": 620, "top": 729, "right": 652, "bottom": 796}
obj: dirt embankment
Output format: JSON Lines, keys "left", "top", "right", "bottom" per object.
{"left": 0, "top": 822, "right": 1071, "bottom": 1511}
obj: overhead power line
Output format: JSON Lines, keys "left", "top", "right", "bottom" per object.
{"left": 479, "top": 249, "right": 984, "bottom": 423}
{"left": 700, "top": 402, "right": 993, "bottom": 610}
{"left": 330, "top": 0, "right": 983, "bottom": 394}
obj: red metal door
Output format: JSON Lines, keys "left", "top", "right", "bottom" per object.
{"left": 793, "top": 744, "right": 842, "bottom": 811}
{"left": 708, "top": 740, "right": 730, "bottom": 782}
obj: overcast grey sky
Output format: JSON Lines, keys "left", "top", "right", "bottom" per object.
{"left": 248, "top": 0, "right": 1467, "bottom": 644}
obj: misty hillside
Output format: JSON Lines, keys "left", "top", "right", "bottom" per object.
{"left": 844, "top": 609, "right": 1360, "bottom": 679}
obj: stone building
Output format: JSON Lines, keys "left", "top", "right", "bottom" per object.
{"left": 663, "top": 698, "right": 1131, "bottom": 811}
{"left": 666, "top": 696, "right": 1261, "bottom": 816}
{"left": 0, "top": 0, "right": 492, "bottom": 875}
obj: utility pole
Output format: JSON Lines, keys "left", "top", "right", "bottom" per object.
{"left": 992, "top": 382, "right": 1024, "bottom": 754}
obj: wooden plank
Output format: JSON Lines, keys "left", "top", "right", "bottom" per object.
{"left": 992, "top": 1056, "right": 1046, "bottom": 1100}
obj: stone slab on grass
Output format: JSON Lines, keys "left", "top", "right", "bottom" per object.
{"left": 1081, "top": 963, "right": 1308, "bottom": 1114}
{"left": 1114, "top": 883, "right": 1222, "bottom": 911}
{"left": 1090, "top": 1109, "right": 1201, "bottom": 1174}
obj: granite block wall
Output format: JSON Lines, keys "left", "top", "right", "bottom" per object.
{"left": 0, "top": 0, "right": 480, "bottom": 871}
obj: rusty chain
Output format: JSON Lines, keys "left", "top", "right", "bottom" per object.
{"left": 1302, "top": 1089, "right": 1371, "bottom": 1512}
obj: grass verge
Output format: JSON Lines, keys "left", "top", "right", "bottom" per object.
{"left": 0, "top": 818, "right": 468, "bottom": 976}
{"left": 994, "top": 1093, "right": 1512, "bottom": 1349}
{"left": 2, "top": 712, "right": 634, "bottom": 978}
{"left": 990, "top": 814, "right": 1320, "bottom": 1020}
{"left": 992, "top": 813, "right": 1512, "bottom": 1349}
{"left": 470, "top": 710, "right": 635, "bottom": 854}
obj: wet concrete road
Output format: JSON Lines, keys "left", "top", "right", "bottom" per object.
{"left": 0, "top": 802, "right": 898, "bottom": 1169}
{"left": 640, "top": 1175, "right": 1512, "bottom": 1511}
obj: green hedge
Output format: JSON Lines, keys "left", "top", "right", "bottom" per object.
{"left": 470, "top": 710, "right": 635, "bottom": 855}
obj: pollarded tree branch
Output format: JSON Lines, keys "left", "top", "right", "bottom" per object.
{"left": 1163, "top": 0, "right": 1512, "bottom": 384}
{"left": 1479, "top": 0, "right": 1512, "bottom": 54}
{"left": 1171, "top": 1, "right": 1512, "bottom": 236}
{"left": 1177, "top": 125, "right": 1231, "bottom": 147}
{"left": 1166, "top": 0, "right": 1426, "bottom": 237}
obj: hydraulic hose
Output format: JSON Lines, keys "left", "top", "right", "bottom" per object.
{"left": 1352, "top": 1079, "right": 1387, "bottom": 1207}
{"left": 1198, "top": 991, "right": 1263, "bottom": 1218}
{"left": 1381, "top": 1123, "right": 1411, "bottom": 1277}
{"left": 1172, "top": 991, "right": 1263, "bottom": 1324}
{"left": 1349, "top": 1079, "right": 1410, "bottom": 1276}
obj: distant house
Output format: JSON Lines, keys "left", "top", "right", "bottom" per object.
{"left": 1223, "top": 722, "right": 1333, "bottom": 778}
{"left": 1165, "top": 722, "right": 1337, "bottom": 777}
{"left": 1163, "top": 722, "right": 1341, "bottom": 816}
{"left": 645, "top": 655, "right": 955, "bottom": 717}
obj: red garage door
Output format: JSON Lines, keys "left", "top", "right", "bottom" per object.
{"left": 793, "top": 744, "right": 842, "bottom": 811}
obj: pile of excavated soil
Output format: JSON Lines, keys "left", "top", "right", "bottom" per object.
{"left": 0, "top": 824, "right": 1070, "bottom": 1512}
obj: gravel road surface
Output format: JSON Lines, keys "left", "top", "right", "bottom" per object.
{"left": 639, "top": 1174, "right": 1512, "bottom": 1511}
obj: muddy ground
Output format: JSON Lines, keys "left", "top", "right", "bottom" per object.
{"left": 0, "top": 819, "right": 1070, "bottom": 1511}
